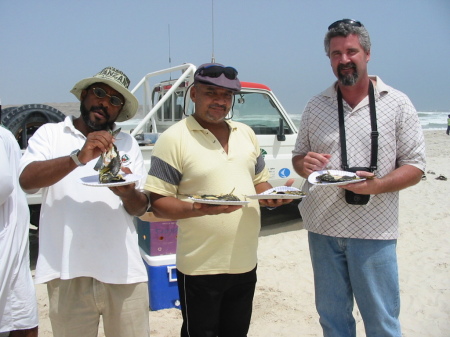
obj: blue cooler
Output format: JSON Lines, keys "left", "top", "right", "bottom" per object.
{"left": 141, "top": 250, "right": 180, "bottom": 311}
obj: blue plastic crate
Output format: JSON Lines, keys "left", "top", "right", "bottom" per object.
{"left": 135, "top": 218, "right": 178, "bottom": 256}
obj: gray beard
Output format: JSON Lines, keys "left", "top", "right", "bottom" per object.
{"left": 338, "top": 63, "right": 359, "bottom": 86}
{"left": 339, "top": 72, "right": 358, "bottom": 86}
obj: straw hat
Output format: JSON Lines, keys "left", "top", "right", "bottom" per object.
{"left": 70, "top": 66, "right": 138, "bottom": 122}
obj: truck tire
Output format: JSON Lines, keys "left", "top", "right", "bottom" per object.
{"left": 2, "top": 104, "right": 66, "bottom": 149}
{"left": 2, "top": 104, "right": 65, "bottom": 228}
{"left": 1, "top": 106, "right": 19, "bottom": 122}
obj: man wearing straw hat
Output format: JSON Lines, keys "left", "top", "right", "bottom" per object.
{"left": 19, "top": 67, "right": 151, "bottom": 337}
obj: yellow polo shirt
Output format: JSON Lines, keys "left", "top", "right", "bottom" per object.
{"left": 145, "top": 116, "right": 269, "bottom": 275}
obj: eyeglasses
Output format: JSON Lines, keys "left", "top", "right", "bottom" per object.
{"left": 91, "top": 87, "right": 124, "bottom": 106}
{"left": 198, "top": 65, "right": 238, "bottom": 80}
{"left": 328, "top": 19, "right": 363, "bottom": 30}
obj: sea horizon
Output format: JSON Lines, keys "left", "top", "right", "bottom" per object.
{"left": 289, "top": 110, "right": 449, "bottom": 131}
{"left": 2, "top": 102, "right": 448, "bottom": 131}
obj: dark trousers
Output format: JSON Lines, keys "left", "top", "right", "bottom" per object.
{"left": 177, "top": 266, "right": 257, "bottom": 337}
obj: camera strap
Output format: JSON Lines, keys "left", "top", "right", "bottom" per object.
{"left": 337, "top": 80, "right": 378, "bottom": 172}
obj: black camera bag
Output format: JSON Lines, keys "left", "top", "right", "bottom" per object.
{"left": 344, "top": 167, "right": 371, "bottom": 205}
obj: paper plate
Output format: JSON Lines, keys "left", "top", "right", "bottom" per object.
{"left": 308, "top": 170, "right": 366, "bottom": 186}
{"left": 246, "top": 186, "right": 306, "bottom": 200}
{"left": 80, "top": 174, "right": 142, "bottom": 187}
{"left": 188, "top": 197, "right": 249, "bottom": 206}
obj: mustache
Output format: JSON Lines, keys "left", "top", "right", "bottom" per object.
{"left": 338, "top": 63, "right": 356, "bottom": 71}
{"left": 209, "top": 104, "right": 227, "bottom": 111}
{"left": 90, "top": 106, "right": 110, "bottom": 119}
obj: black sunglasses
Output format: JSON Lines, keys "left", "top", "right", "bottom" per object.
{"left": 91, "top": 87, "right": 124, "bottom": 106}
{"left": 328, "top": 19, "right": 363, "bottom": 30}
{"left": 198, "top": 65, "right": 238, "bottom": 80}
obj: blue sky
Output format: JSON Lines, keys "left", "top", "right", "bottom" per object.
{"left": 1, "top": 0, "right": 449, "bottom": 113}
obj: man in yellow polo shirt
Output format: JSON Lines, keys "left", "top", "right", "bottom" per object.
{"left": 146, "top": 63, "right": 293, "bottom": 337}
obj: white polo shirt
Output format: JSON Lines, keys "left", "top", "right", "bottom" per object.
{"left": 20, "top": 116, "right": 148, "bottom": 284}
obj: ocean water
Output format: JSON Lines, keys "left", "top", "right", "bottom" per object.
{"left": 418, "top": 111, "right": 449, "bottom": 130}
{"left": 289, "top": 111, "right": 449, "bottom": 131}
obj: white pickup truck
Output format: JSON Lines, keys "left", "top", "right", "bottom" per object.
{"left": 3, "top": 63, "right": 303, "bottom": 226}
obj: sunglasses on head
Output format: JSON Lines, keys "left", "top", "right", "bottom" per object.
{"left": 198, "top": 65, "right": 238, "bottom": 80}
{"left": 91, "top": 87, "right": 124, "bottom": 106}
{"left": 328, "top": 19, "right": 363, "bottom": 30}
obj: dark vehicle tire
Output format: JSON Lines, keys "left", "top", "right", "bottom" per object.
{"left": 2, "top": 104, "right": 66, "bottom": 228}
{"left": 1, "top": 106, "right": 20, "bottom": 121}
{"left": 2, "top": 104, "right": 66, "bottom": 149}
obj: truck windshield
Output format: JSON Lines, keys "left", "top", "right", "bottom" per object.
{"left": 145, "top": 86, "right": 294, "bottom": 136}
{"left": 231, "top": 92, "right": 293, "bottom": 135}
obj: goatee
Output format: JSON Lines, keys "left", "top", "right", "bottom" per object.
{"left": 80, "top": 103, "right": 113, "bottom": 131}
{"left": 338, "top": 63, "right": 358, "bottom": 86}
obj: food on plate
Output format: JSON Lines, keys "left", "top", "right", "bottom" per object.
{"left": 267, "top": 190, "right": 306, "bottom": 196}
{"left": 189, "top": 188, "right": 241, "bottom": 201}
{"left": 94, "top": 128, "right": 125, "bottom": 184}
{"left": 316, "top": 171, "right": 361, "bottom": 184}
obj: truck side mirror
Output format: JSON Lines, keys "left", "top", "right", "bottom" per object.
{"left": 277, "top": 118, "right": 286, "bottom": 141}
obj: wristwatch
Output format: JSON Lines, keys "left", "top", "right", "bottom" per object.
{"left": 70, "top": 149, "right": 85, "bottom": 166}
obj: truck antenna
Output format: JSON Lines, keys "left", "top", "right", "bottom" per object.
{"left": 168, "top": 24, "right": 172, "bottom": 78}
{"left": 211, "top": 0, "right": 215, "bottom": 63}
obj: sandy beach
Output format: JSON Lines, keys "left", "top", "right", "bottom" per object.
{"left": 31, "top": 130, "right": 449, "bottom": 336}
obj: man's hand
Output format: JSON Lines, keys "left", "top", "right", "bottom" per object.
{"left": 107, "top": 167, "right": 134, "bottom": 197}
{"left": 78, "top": 130, "right": 115, "bottom": 165}
{"left": 191, "top": 203, "right": 243, "bottom": 215}
{"left": 108, "top": 167, "right": 149, "bottom": 216}
{"left": 340, "top": 165, "right": 423, "bottom": 195}
{"left": 339, "top": 171, "right": 377, "bottom": 195}
{"left": 257, "top": 178, "right": 296, "bottom": 208}
{"left": 109, "top": 182, "right": 136, "bottom": 198}
{"left": 150, "top": 193, "right": 243, "bottom": 220}
{"left": 292, "top": 152, "right": 331, "bottom": 179}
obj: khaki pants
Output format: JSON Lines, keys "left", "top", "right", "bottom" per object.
{"left": 47, "top": 277, "right": 149, "bottom": 337}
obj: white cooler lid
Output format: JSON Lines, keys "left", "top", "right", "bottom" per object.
{"left": 140, "top": 248, "right": 176, "bottom": 266}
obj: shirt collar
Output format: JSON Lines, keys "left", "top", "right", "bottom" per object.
{"left": 322, "top": 75, "right": 390, "bottom": 100}
{"left": 64, "top": 115, "right": 77, "bottom": 132}
{"left": 186, "top": 115, "right": 237, "bottom": 132}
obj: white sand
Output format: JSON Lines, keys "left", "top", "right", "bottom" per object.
{"left": 32, "top": 130, "right": 450, "bottom": 336}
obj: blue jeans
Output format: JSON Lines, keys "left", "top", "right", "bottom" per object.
{"left": 308, "top": 232, "right": 401, "bottom": 337}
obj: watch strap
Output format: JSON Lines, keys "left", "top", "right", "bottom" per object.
{"left": 70, "top": 149, "right": 85, "bottom": 166}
